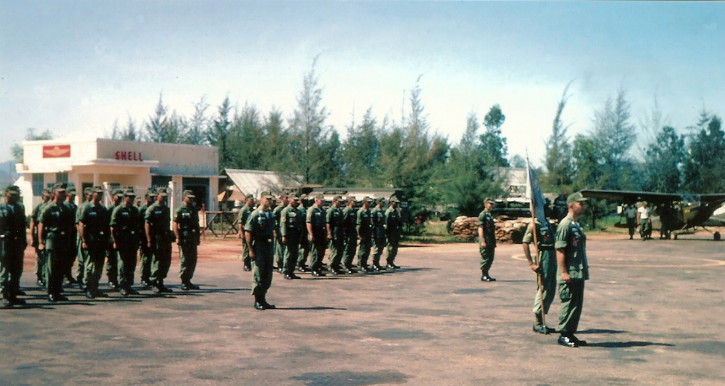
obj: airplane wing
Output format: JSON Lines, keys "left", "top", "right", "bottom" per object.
{"left": 580, "top": 189, "right": 682, "bottom": 204}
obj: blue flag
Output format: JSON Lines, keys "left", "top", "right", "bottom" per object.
{"left": 526, "top": 157, "right": 547, "bottom": 226}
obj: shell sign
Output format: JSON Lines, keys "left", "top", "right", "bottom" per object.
{"left": 43, "top": 145, "right": 71, "bottom": 158}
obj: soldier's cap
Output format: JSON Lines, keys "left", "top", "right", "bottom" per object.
{"left": 278, "top": 193, "right": 287, "bottom": 199}
{"left": 145, "top": 188, "right": 156, "bottom": 197}
{"left": 289, "top": 194, "right": 300, "bottom": 201}
{"left": 483, "top": 197, "right": 495, "bottom": 204}
{"left": 5, "top": 185, "right": 20, "bottom": 196}
{"left": 361, "top": 196, "right": 372, "bottom": 203}
{"left": 389, "top": 196, "right": 401, "bottom": 203}
{"left": 83, "top": 187, "right": 93, "bottom": 195}
{"left": 567, "top": 192, "right": 588, "bottom": 204}
{"left": 245, "top": 194, "right": 254, "bottom": 200}
{"left": 112, "top": 188, "right": 124, "bottom": 197}
{"left": 376, "top": 197, "right": 386, "bottom": 204}
{"left": 183, "top": 190, "right": 196, "bottom": 198}
{"left": 346, "top": 195, "right": 356, "bottom": 202}
{"left": 67, "top": 186, "right": 76, "bottom": 194}
{"left": 260, "top": 191, "right": 274, "bottom": 199}
{"left": 314, "top": 193, "right": 325, "bottom": 200}
{"left": 123, "top": 188, "right": 136, "bottom": 197}
{"left": 92, "top": 186, "right": 104, "bottom": 193}
{"left": 300, "top": 193, "right": 308, "bottom": 200}
{"left": 156, "top": 187, "right": 168, "bottom": 196}
{"left": 52, "top": 182, "right": 67, "bottom": 192}
{"left": 332, "top": 195, "right": 342, "bottom": 201}
{"left": 41, "top": 188, "right": 51, "bottom": 196}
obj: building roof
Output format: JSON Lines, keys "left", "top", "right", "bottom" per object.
{"left": 224, "top": 169, "right": 301, "bottom": 197}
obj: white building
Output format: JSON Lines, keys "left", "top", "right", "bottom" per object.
{"left": 15, "top": 138, "right": 220, "bottom": 211}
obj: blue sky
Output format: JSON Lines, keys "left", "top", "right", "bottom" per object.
{"left": 1, "top": 1, "right": 723, "bottom": 166}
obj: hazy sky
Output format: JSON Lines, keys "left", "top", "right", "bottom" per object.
{"left": 1, "top": 1, "right": 723, "bottom": 166}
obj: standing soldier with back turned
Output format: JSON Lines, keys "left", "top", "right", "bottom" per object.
{"left": 174, "top": 190, "right": 201, "bottom": 290}
{"left": 384, "top": 197, "right": 402, "bottom": 269}
{"left": 478, "top": 198, "right": 496, "bottom": 282}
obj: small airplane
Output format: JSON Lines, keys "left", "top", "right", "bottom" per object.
{"left": 580, "top": 189, "right": 725, "bottom": 240}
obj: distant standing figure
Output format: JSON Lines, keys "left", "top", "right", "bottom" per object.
{"left": 624, "top": 204, "right": 637, "bottom": 240}
{"left": 637, "top": 201, "right": 652, "bottom": 241}
{"left": 478, "top": 198, "right": 496, "bottom": 282}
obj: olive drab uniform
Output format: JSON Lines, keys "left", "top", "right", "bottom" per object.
{"left": 273, "top": 204, "right": 286, "bottom": 270}
{"left": 342, "top": 204, "right": 358, "bottom": 269}
{"left": 63, "top": 197, "right": 78, "bottom": 283}
{"left": 356, "top": 206, "right": 373, "bottom": 269}
{"left": 237, "top": 202, "right": 253, "bottom": 270}
{"left": 175, "top": 202, "right": 200, "bottom": 284}
{"left": 384, "top": 205, "right": 402, "bottom": 267}
{"left": 297, "top": 199, "right": 311, "bottom": 270}
{"left": 522, "top": 220, "right": 557, "bottom": 326}
{"left": 137, "top": 193, "right": 153, "bottom": 284}
{"left": 106, "top": 194, "right": 123, "bottom": 287}
{"left": 110, "top": 202, "right": 141, "bottom": 291}
{"left": 306, "top": 204, "right": 327, "bottom": 273}
{"left": 78, "top": 200, "right": 109, "bottom": 295}
{"left": 1, "top": 194, "right": 27, "bottom": 304}
{"left": 39, "top": 200, "right": 75, "bottom": 297}
{"left": 145, "top": 201, "right": 173, "bottom": 289}
{"left": 326, "top": 204, "right": 345, "bottom": 271}
{"left": 74, "top": 193, "right": 92, "bottom": 286}
{"left": 555, "top": 215, "right": 589, "bottom": 336}
{"left": 280, "top": 204, "right": 304, "bottom": 276}
{"left": 31, "top": 199, "right": 49, "bottom": 285}
{"left": 371, "top": 205, "right": 387, "bottom": 268}
{"left": 245, "top": 206, "right": 275, "bottom": 298}
{"left": 478, "top": 209, "right": 496, "bottom": 275}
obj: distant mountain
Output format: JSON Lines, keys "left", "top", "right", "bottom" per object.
{"left": 0, "top": 160, "right": 19, "bottom": 188}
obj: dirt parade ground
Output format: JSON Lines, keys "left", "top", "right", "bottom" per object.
{"left": 1, "top": 233, "right": 724, "bottom": 385}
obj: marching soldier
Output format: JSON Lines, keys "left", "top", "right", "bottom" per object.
{"left": 297, "top": 194, "right": 312, "bottom": 272}
{"left": 326, "top": 196, "right": 345, "bottom": 275}
{"left": 522, "top": 217, "right": 557, "bottom": 334}
{"left": 356, "top": 197, "right": 373, "bottom": 272}
{"left": 30, "top": 188, "right": 51, "bottom": 287}
{"left": 145, "top": 187, "right": 173, "bottom": 293}
{"left": 63, "top": 186, "right": 79, "bottom": 286}
{"left": 370, "top": 198, "right": 387, "bottom": 271}
{"left": 245, "top": 191, "right": 276, "bottom": 310}
{"left": 342, "top": 196, "right": 359, "bottom": 274}
{"left": 78, "top": 186, "right": 110, "bottom": 298}
{"left": 174, "top": 190, "right": 201, "bottom": 290}
{"left": 478, "top": 198, "right": 496, "bottom": 282}
{"left": 306, "top": 193, "right": 327, "bottom": 277}
{"left": 106, "top": 188, "right": 124, "bottom": 290}
{"left": 280, "top": 195, "right": 303, "bottom": 280}
{"left": 236, "top": 194, "right": 255, "bottom": 271}
{"left": 555, "top": 192, "right": 590, "bottom": 348}
{"left": 384, "top": 197, "right": 402, "bottom": 269}
{"left": 38, "top": 183, "right": 75, "bottom": 302}
{"left": 74, "top": 187, "right": 93, "bottom": 288}
{"left": 137, "top": 188, "right": 155, "bottom": 286}
{"left": 273, "top": 194, "right": 288, "bottom": 273}
{"left": 110, "top": 188, "right": 141, "bottom": 297}
{"left": 1, "top": 185, "right": 28, "bottom": 307}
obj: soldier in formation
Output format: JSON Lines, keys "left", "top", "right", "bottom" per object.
{"left": 145, "top": 187, "right": 174, "bottom": 293}
{"left": 137, "top": 188, "right": 155, "bottom": 286}
{"left": 244, "top": 191, "right": 276, "bottom": 310}
{"left": 1, "top": 186, "right": 27, "bottom": 307}
{"left": 78, "top": 186, "right": 110, "bottom": 299}
{"left": 279, "top": 195, "right": 303, "bottom": 280}
{"left": 236, "top": 194, "right": 255, "bottom": 271}
{"left": 174, "top": 190, "right": 201, "bottom": 290}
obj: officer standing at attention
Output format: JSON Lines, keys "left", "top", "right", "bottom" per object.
{"left": 478, "top": 198, "right": 496, "bottom": 282}
{"left": 78, "top": 186, "right": 110, "bottom": 299}
{"left": 245, "top": 191, "right": 277, "bottom": 310}
{"left": 38, "top": 183, "right": 75, "bottom": 302}
{"left": 1, "top": 185, "right": 28, "bottom": 307}
{"left": 74, "top": 187, "right": 93, "bottom": 288}
{"left": 342, "top": 196, "right": 359, "bottom": 274}
{"left": 137, "top": 188, "right": 155, "bottom": 287}
{"left": 273, "top": 194, "right": 288, "bottom": 273}
{"left": 384, "top": 197, "right": 402, "bottom": 269}
{"left": 30, "top": 188, "right": 51, "bottom": 287}
{"left": 63, "top": 186, "right": 79, "bottom": 286}
{"left": 236, "top": 194, "right": 255, "bottom": 272}
{"left": 370, "top": 198, "right": 387, "bottom": 271}
{"left": 297, "top": 194, "right": 312, "bottom": 273}
{"left": 174, "top": 190, "right": 201, "bottom": 290}
{"left": 326, "top": 196, "right": 345, "bottom": 275}
{"left": 106, "top": 188, "right": 124, "bottom": 290}
{"left": 306, "top": 193, "right": 327, "bottom": 277}
{"left": 355, "top": 197, "right": 373, "bottom": 272}
{"left": 280, "top": 195, "right": 303, "bottom": 280}
{"left": 522, "top": 217, "right": 557, "bottom": 334}
{"left": 145, "top": 187, "right": 173, "bottom": 293}
{"left": 555, "top": 192, "right": 590, "bottom": 348}
{"left": 110, "top": 188, "right": 141, "bottom": 297}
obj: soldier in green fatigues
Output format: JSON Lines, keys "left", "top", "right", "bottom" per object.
{"left": 306, "top": 194, "right": 327, "bottom": 277}
{"left": 145, "top": 187, "right": 173, "bottom": 293}
{"left": 29, "top": 188, "right": 50, "bottom": 287}
{"left": 236, "top": 194, "right": 255, "bottom": 271}
{"left": 384, "top": 197, "right": 402, "bottom": 269}
{"left": 1, "top": 185, "right": 28, "bottom": 307}
{"left": 356, "top": 197, "right": 373, "bottom": 272}
{"left": 273, "top": 194, "right": 288, "bottom": 273}
{"left": 555, "top": 192, "right": 590, "bottom": 348}
{"left": 105, "top": 188, "right": 124, "bottom": 290}
{"left": 370, "top": 198, "right": 387, "bottom": 271}
{"left": 523, "top": 218, "right": 557, "bottom": 334}
{"left": 74, "top": 187, "right": 93, "bottom": 288}
{"left": 280, "top": 195, "right": 303, "bottom": 280}
{"left": 63, "top": 186, "right": 79, "bottom": 286}
{"left": 38, "top": 183, "right": 75, "bottom": 302}
{"left": 297, "top": 194, "right": 312, "bottom": 272}
{"left": 137, "top": 188, "right": 155, "bottom": 286}
{"left": 478, "top": 198, "right": 496, "bottom": 282}
{"left": 245, "top": 191, "right": 276, "bottom": 310}
{"left": 342, "top": 196, "right": 359, "bottom": 274}
{"left": 174, "top": 190, "right": 201, "bottom": 290}
{"left": 78, "top": 186, "right": 110, "bottom": 298}
{"left": 326, "top": 196, "right": 345, "bottom": 275}
{"left": 110, "top": 188, "right": 142, "bottom": 297}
